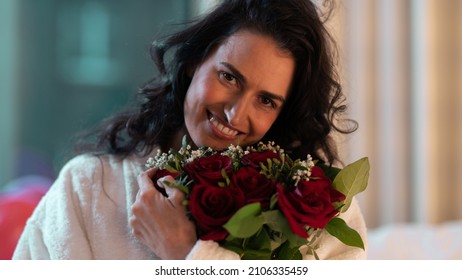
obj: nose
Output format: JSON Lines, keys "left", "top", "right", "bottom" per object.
{"left": 225, "top": 97, "right": 250, "bottom": 127}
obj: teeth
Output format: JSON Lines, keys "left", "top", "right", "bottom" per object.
{"left": 210, "top": 116, "right": 238, "bottom": 136}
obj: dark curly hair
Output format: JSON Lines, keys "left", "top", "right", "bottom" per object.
{"left": 75, "top": 0, "right": 357, "bottom": 165}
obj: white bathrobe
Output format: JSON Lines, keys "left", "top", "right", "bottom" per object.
{"left": 13, "top": 153, "right": 368, "bottom": 260}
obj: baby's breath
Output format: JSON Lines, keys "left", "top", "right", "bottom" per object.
{"left": 145, "top": 140, "right": 315, "bottom": 186}
{"left": 145, "top": 149, "right": 170, "bottom": 169}
{"left": 247, "top": 141, "right": 283, "bottom": 155}
{"left": 221, "top": 144, "right": 244, "bottom": 159}
{"left": 291, "top": 154, "right": 315, "bottom": 186}
{"left": 186, "top": 149, "right": 203, "bottom": 163}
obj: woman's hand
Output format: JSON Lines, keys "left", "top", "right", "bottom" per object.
{"left": 130, "top": 168, "right": 197, "bottom": 259}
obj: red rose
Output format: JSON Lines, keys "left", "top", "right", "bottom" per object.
{"left": 242, "top": 151, "right": 280, "bottom": 170}
{"left": 184, "top": 153, "right": 232, "bottom": 185}
{"left": 277, "top": 166, "right": 345, "bottom": 238}
{"left": 231, "top": 167, "right": 277, "bottom": 208}
{"left": 189, "top": 181, "right": 246, "bottom": 241}
{"left": 152, "top": 169, "right": 180, "bottom": 197}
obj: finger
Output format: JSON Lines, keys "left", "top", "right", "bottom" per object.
{"left": 156, "top": 175, "right": 175, "bottom": 189}
{"left": 137, "top": 168, "right": 158, "bottom": 192}
{"left": 129, "top": 214, "right": 149, "bottom": 241}
{"left": 145, "top": 167, "right": 158, "bottom": 178}
{"left": 166, "top": 187, "right": 186, "bottom": 207}
{"left": 159, "top": 176, "right": 186, "bottom": 207}
{"left": 136, "top": 173, "right": 164, "bottom": 208}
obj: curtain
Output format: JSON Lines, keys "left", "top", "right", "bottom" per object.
{"left": 330, "top": 0, "right": 462, "bottom": 228}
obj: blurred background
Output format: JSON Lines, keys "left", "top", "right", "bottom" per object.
{"left": 330, "top": 0, "right": 462, "bottom": 227}
{"left": 0, "top": 0, "right": 461, "bottom": 259}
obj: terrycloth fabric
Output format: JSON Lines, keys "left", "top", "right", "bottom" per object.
{"left": 13, "top": 153, "right": 367, "bottom": 260}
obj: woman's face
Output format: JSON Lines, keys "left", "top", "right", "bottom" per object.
{"left": 184, "top": 30, "right": 295, "bottom": 150}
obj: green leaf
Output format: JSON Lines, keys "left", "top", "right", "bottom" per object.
{"left": 162, "top": 180, "right": 189, "bottom": 194}
{"left": 221, "top": 168, "right": 230, "bottom": 186}
{"left": 164, "top": 165, "right": 180, "bottom": 173}
{"left": 247, "top": 228, "right": 272, "bottom": 251}
{"left": 241, "top": 248, "right": 272, "bottom": 260}
{"left": 273, "top": 240, "right": 302, "bottom": 260}
{"left": 221, "top": 228, "right": 273, "bottom": 259}
{"left": 220, "top": 238, "right": 244, "bottom": 255}
{"left": 286, "top": 232, "right": 308, "bottom": 249}
{"left": 223, "top": 203, "right": 264, "bottom": 238}
{"left": 262, "top": 210, "right": 287, "bottom": 232}
{"left": 325, "top": 217, "right": 364, "bottom": 250}
{"left": 269, "top": 194, "right": 278, "bottom": 210}
{"left": 332, "top": 157, "right": 370, "bottom": 212}
{"left": 262, "top": 210, "right": 306, "bottom": 248}
{"left": 181, "top": 134, "right": 188, "bottom": 149}
{"left": 241, "top": 229, "right": 273, "bottom": 259}
{"left": 317, "top": 164, "right": 342, "bottom": 182}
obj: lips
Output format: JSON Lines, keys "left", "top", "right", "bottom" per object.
{"left": 208, "top": 112, "right": 239, "bottom": 137}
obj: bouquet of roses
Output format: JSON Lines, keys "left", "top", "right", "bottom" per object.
{"left": 145, "top": 138, "right": 369, "bottom": 259}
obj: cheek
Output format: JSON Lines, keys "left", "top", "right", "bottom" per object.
{"left": 183, "top": 90, "right": 195, "bottom": 117}
{"left": 184, "top": 81, "right": 206, "bottom": 119}
{"left": 254, "top": 113, "right": 279, "bottom": 135}
{"left": 184, "top": 76, "right": 220, "bottom": 111}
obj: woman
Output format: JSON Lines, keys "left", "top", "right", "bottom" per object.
{"left": 13, "top": 0, "right": 367, "bottom": 259}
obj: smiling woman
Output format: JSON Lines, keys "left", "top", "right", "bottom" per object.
{"left": 13, "top": 0, "right": 365, "bottom": 260}
{"left": 183, "top": 30, "right": 295, "bottom": 150}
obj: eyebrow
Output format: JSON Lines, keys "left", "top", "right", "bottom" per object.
{"left": 219, "top": 62, "right": 286, "bottom": 104}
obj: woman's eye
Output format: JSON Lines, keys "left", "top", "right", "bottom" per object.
{"left": 259, "top": 96, "right": 277, "bottom": 109}
{"left": 220, "top": 72, "right": 237, "bottom": 84}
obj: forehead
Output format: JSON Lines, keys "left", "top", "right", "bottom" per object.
{"left": 215, "top": 30, "right": 291, "bottom": 61}
{"left": 207, "top": 30, "right": 295, "bottom": 96}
